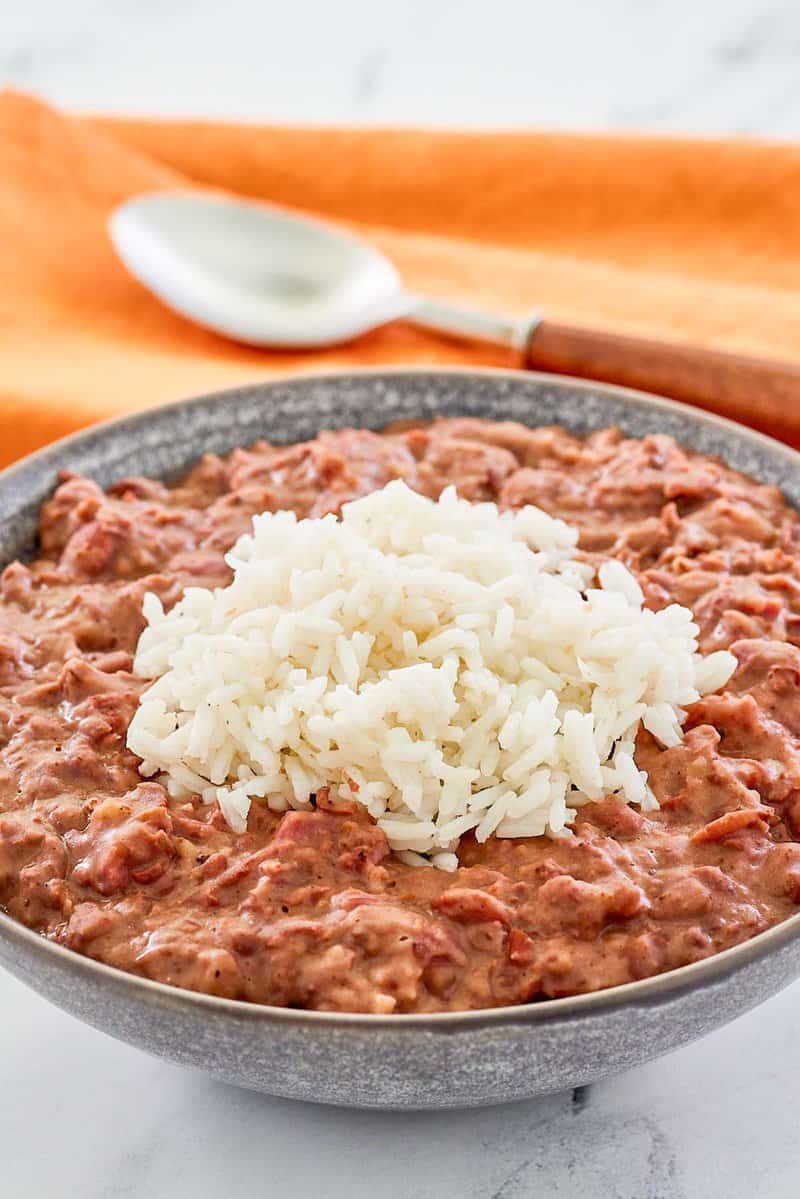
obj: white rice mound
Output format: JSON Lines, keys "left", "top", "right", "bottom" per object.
{"left": 127, "top": 480, "right": 736, "bottom": 870}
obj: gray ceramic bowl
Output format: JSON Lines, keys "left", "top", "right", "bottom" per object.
{"left": 2, "top": 367, "right": 800, "bottom": 1110}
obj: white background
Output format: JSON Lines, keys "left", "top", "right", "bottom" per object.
{"left": 3, "top": 0, "right": 800, "bottom": 133}
{"left": 2, "top": 3, "right": 800, "bottom": 1197}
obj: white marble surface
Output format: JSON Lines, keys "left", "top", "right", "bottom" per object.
{"left": 3, "top": 0, "right": 800, "bottom": 134}
{"left": 4, "top": 2, "right": 800, "bottom": 1196}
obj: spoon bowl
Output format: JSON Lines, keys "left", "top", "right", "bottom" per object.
{"left": 110, "top": 191, "right": 411, "bottom": 347}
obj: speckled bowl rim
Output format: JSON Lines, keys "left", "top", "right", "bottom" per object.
{"left": 2, "top": 363, "right": 800, "bottom": 1032}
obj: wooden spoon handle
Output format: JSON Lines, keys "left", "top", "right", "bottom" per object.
{"left": 524, "top": 319, "right": 800, "bottom": 447}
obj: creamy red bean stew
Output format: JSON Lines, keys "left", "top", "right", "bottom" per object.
{"left": 1, "top": 418, "right": 799, "bottom": 1013}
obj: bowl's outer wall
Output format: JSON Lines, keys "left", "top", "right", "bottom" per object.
{"left": 2, "top": 369, "right": 800, "bottom": 1108}
{"left": 3, "top": 906, "right": 800, "bottom": 1109}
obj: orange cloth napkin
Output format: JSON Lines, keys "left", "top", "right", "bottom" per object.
{"left": 3, "top": 89, "right": 800, "bottom": 467}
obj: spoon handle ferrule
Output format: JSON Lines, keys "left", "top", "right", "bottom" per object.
{"left": 405, "top": 295, "right": 540, "bottom": 352}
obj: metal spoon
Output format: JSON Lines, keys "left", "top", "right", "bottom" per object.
{"left": 109, "top": 190, "right": 800, "bottom": 445}
{"left": 109, "top": 191, "right": 537, "bottom": 352}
